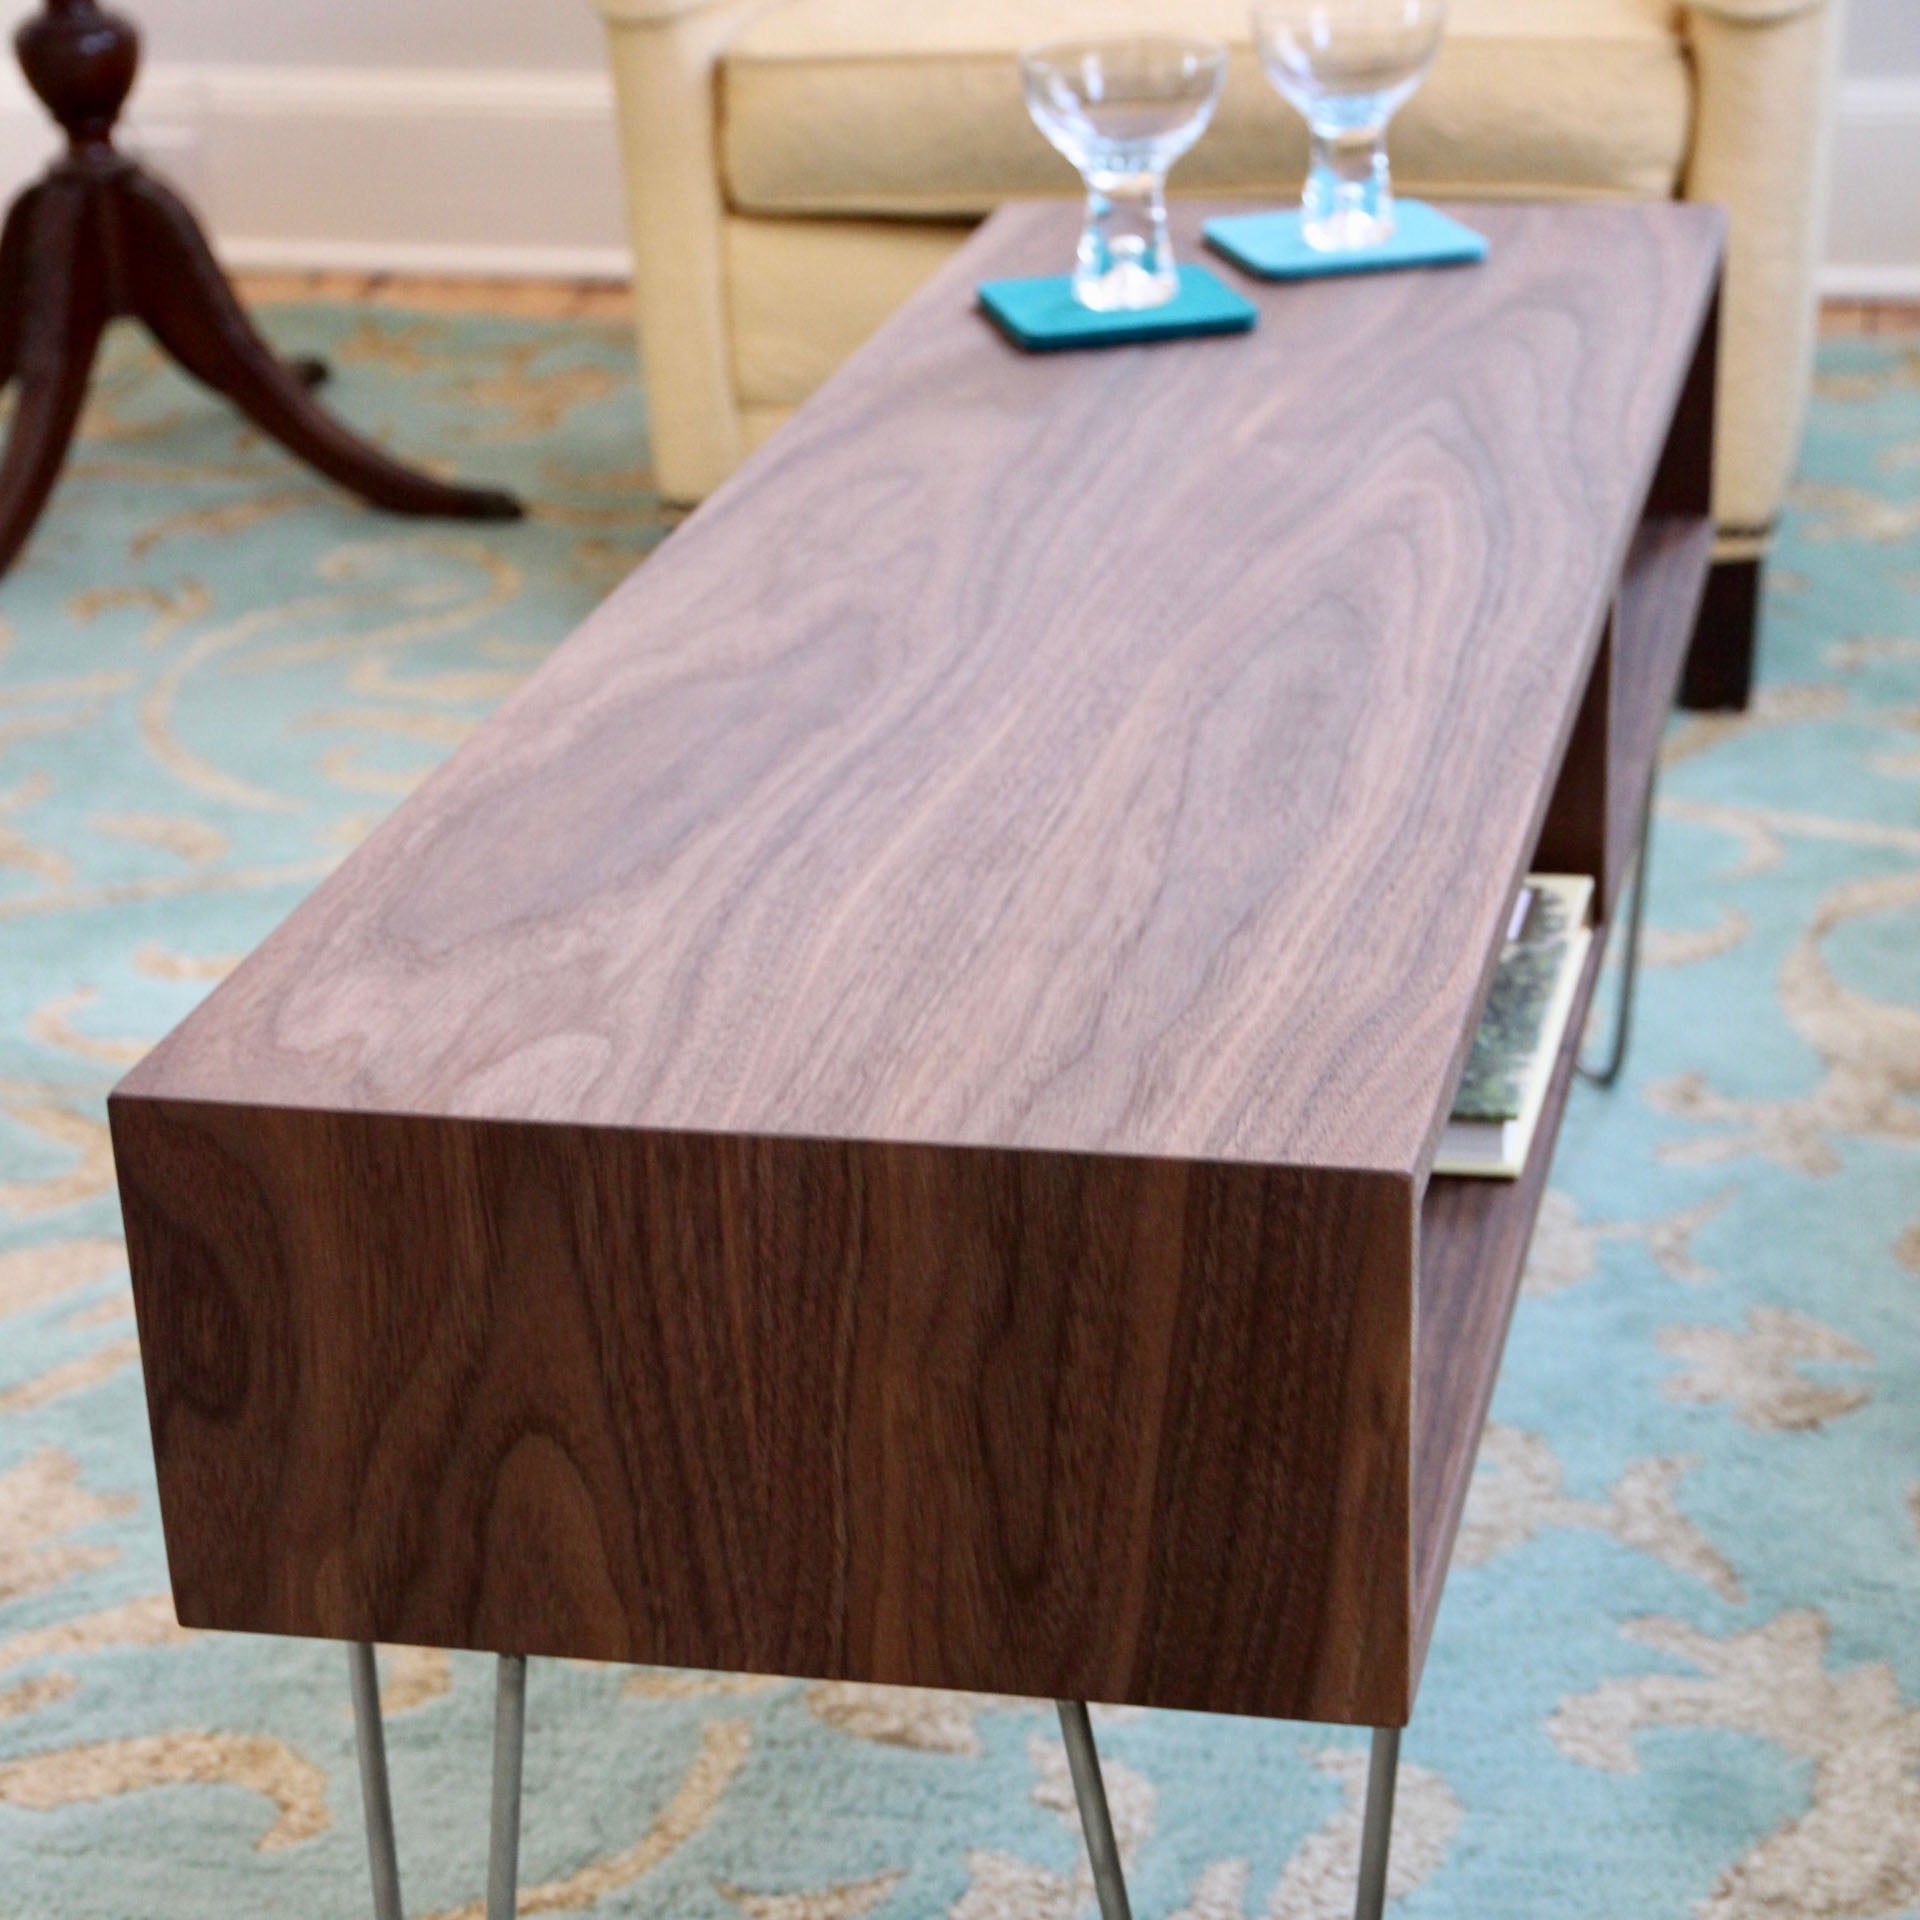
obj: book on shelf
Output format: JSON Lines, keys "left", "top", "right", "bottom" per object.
{"left": 1436, "top": 872, "right": 1596, "bottom": 1179}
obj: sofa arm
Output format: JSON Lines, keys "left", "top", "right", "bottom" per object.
{"left": 1681, "top": 0, "right": 1842, "bottom": 552}
{"left": 591, "top": 0, "right": 776, "bottom": 503}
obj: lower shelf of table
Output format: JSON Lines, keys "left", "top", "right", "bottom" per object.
{"left": 1406, "top": 513, "right": 1710, "bottom": 1679}
{"left": 1411, "top": 923, "right": 1610, "bottom": 1671}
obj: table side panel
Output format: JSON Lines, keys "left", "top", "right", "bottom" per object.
{"left": 1411, "top": 932, "right": 1607, "bottom": 1658}
{"left": 1534, "top": 620, "right": 1615, "bottom": 902}
{"left": 111, "top": 1093, "right": 1416, "bottom": 1725}
{"left": 1410, "top": 503, "right": 1715, "bottom": 1671}
{"left": 1611, "top": 514, "right": 1716, "bottom": 888}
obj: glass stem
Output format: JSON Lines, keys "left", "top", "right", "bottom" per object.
{"left": 1074, "top": 176, "right": 1175, "bottom": 311}
{"left": 1302, "top": 128, "right": 1393, "bottom": 250}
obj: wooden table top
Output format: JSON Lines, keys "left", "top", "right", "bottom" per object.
{"left": 121, "top": 200, "right": 1723, "bottom": 1182}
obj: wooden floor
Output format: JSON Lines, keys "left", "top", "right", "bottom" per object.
{"left": 233, "top": 275, "right": 1915, "bottom": 338}
{"left": 235, "top": 272, "right": 633, "bottom": 322}
{"left": 1823, "top": 299, "right": 1920, "bottom": 336}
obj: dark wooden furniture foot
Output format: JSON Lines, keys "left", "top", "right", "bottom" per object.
{"left": 115, "top": 168, "right": 521, "bottom": 521}
{"left": 1679, "top": 555, "right": 1761, "bottom": 711}
{"left": 0, "top": 0, "right": 521, "bottom": 579}
{"left": 0, "top": 178, "right": 106, "bottom": 574}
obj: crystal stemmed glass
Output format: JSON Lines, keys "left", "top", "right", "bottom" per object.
{"left": 1252, "top": 0, "right": 1447, "bottom": 252}
{"left": 1021, "top": 37, "right": 1228, "bottom": 312}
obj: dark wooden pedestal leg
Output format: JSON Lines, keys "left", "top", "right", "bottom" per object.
{"left": 0, "top": 0, "right": 521, "bottom": 579}
{"left": 1679, "top": 556, "right": 1762, "bottom": 712}
{"left": 0, "top": 183, "right": 43, "bottom": 388}
{"left": 0, "top": 179, "right": 107, "bottom": 575}
{"left": 115, "top": 171, "right": 519, "bottom": 523}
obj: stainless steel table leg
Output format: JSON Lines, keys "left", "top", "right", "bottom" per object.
{"left": 346, "top": 1643, "right": 530, "bottom": 1919}
{"left": 1056, "top": 1702, "right": 1134, "bottom": 1920}
{"left": 347, "top": 1642, "right": 404, "bottom": 1920}
{"left": 489, "top": 1654, "right": 528, "bottom": 1920}
{"left": 357, "top": 1656, "right": 1394, "bottom": 1920}
{"left": 1579, "top": 765, "right": 1656, "bottom": 1089}
{"left": 1353, "top": 1726, "right": 1401, "bottom": 1920}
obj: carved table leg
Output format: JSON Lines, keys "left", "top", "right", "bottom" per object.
{"left": 0, "top": 0, "right": 523, "bottom": 574}
{"left": 0, "top": 181, "right": 44, "bottom": 389}
{"left": 0, "top": 178, "right": 106, "bottom": 574}
{"left": 114, "top": 169, "right": 521, "bottom": 523}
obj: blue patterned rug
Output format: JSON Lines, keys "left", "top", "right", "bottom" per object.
{"left": 0, "top": 310, "right": 1916, "bottom": 1920}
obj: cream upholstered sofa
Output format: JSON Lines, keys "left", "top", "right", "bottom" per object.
{"left": 589, "top": 0, "right": 1843, "bottom": 707}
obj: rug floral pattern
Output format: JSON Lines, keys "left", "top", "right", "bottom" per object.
{"left": 0, "top": 311, "right": 1916, "bottom": 1919}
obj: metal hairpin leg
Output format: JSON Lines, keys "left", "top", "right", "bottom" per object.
{"left": 489, "top": 1654, "right": 528, "bottom": 1920}
{"left": 1056, "top": 1705, "right": 1403, "bottom": 1920}
{"left": 1353, "top": 1727, "right": 1401, "bottom": 1920}
{"left": 347, "top": 1642, "right": 404, "bottom": 1920}
{"left": 1577, "top": 765, "right": 1657, "bottom": 1090}
{"left": 1056, "top": 1703, "right": 1134, "bottom": 1920}
{"left": 347, "top": 1643, "right": 530, "bottom": 1920}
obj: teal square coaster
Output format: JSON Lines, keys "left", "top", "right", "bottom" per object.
{"left": 977, "top": 264, "right": 1258, "bottom": 351}
{"left": 1203, "top": 200, "right": 1487, "bottom": 281}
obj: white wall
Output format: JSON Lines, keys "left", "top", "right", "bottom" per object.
{"left": 1827, "top": 0, "right": 1920, "bottom": 295}
{"left": 127, "top": 0, "right": 605, "bottom": 69}
{"left": 0, "top": 0, "right": 1912, "bottom": 287}
{"left": 1844, "top": 0, "right": 1918, "bottom": 75}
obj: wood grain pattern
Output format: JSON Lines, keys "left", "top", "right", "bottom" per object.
{"left": 119, "top": 200, "right": 1722, "bottom": 1176}
{"left": 115, "top": 1098, "right": 1414, "bottom": 1724}
{"left": 112, "top": 201, "right": 1724, "bottom": 1728}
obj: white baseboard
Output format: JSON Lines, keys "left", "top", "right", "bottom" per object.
{"left": 0, "top": 62, "right": 632, "bottom": 280}
{"left": 1822, "top": 77, "right": 1920, "bottom": 300}
{"left": 213, "top": 237, "right": 633, "bottom": 281}
{"left": 1822, "top": 262, "right": 1920, "bottom": 300}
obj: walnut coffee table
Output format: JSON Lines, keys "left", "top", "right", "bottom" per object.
{"left": 110, "top": 201, "right": 1724, "bottom": 1920}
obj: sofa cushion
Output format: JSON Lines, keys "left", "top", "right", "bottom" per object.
{"left": 721, "top": 0, "right": 1692, "bottom": 218}
{"left": 728, "top": 215, "right": 968, "bottom": 411}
